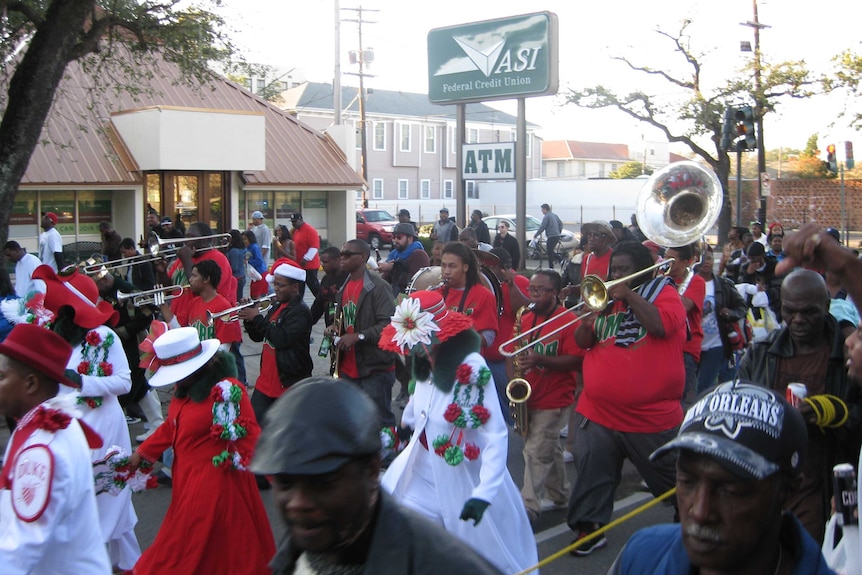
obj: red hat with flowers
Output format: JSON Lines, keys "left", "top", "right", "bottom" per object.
{"left": 379, "top": 290, "right": 474, "bottom": 357}
{"left": 31, "top": 265, "right": 119, "bottom": 329}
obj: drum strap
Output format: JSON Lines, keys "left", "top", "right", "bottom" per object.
{"left": 456, "top": 284, "right": 472, "bottom": 313}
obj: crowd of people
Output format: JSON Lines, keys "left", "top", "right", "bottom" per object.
{"left": 1, "top": 203, "right": 861, "bottom": 575}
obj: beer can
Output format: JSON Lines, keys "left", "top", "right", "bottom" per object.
{"left": 833, "top": 463, "right": 858, "bottom": 527}
{"left": 785, "top": 383, "right": 807, "bottom": 407}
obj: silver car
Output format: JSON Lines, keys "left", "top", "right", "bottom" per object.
{"left": 483, "top": 214, "right": 577, "bottom": 256}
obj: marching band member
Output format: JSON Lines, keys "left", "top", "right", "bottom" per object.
{"left": 0, "top": 324, "right": 111, "bottom": 573}
{"left": 508, "top": 270, "right": 582, "bottom": 524}
{"left": 33, "top": 265, "right": 141, "bottom": 571}
{"left": 129, "top": 327, "right": 274, "bottom": 574}
{"left": 380, "top": 290, "right": 538, "bottom": 574}
{"left": 439, "top": 242, "right": 498, "bottom": 356}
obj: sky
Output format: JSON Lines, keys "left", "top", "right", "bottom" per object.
{"left": 214, "top": 0, "right": 862, "bottom": 155}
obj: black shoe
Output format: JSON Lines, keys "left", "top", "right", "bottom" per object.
{"left": 255, "top": 475, "right": 271, "bottom": 490}
{"left": 154, "top": 470, "right": 172, "bottom": 487}
{"left": 570, "top": 525, "right": 607, "bottom": 557}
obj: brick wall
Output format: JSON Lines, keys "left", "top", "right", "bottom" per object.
{"left": 726, "top": 179, "right": 862, "bottom": 229}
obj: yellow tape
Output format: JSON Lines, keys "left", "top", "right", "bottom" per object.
{"left": 512, "top": 487, "right": 677, "bottom": 575}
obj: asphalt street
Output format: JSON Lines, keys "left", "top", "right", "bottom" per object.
{"left": 0, "top": 250, "right": 679, "bottom": 574}
{"left": 125, "top": 273, "right": 676, "bottom": 575}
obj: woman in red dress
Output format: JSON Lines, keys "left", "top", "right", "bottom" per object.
{"left": 130, "top": 327, "right": 274, "bottom": 574}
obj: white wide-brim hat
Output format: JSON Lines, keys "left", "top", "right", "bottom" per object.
{"left": 147, "top": 327, "right": 220, "bottom": 387}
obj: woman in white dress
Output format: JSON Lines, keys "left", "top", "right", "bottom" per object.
{"left": 379, "top": 290, "right": 538, "bottom": 575}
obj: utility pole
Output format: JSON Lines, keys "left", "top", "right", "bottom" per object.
{"left": 343, "top": 5, "right": 377, "bottom": 208}
{"left": 333, "top": 0, "right": 341, "bottom": 125}
{"left": 741, "top": 0, "right": 769, "bottom": 225}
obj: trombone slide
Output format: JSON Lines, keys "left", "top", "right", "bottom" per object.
{"left": 207, "top": 294, "right": 276, "bottom": 325}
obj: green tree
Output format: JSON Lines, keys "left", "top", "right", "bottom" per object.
{"left": 829, "top": 49, "right": 862, "bottom": 130}
{"left": 0, "top": 0, "right": 237, "bottom": 249}
{"left": 564, "top": 20, "right": 813, "bottom": 243}
{"left": 609, "top": 161, "right": 651, "bottom": 179}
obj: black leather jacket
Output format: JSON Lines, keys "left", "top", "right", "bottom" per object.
{"left": 335, "top": 270, "right": 397, "bottom": 377}
{"left": 244, "top": 293, "right": 313, "bottom": 388}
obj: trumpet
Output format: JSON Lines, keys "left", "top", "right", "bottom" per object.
{"left": 116, "top": 284, "right": 188, "bottom": 306}
{"left": 206, "top": 294, "right": 276, "bottom": 325}
{"left": 498, "top": 160, "right": 722, "bottom": 358}
{"left": 148, "top": 233, "right": 231, "bottom": 258}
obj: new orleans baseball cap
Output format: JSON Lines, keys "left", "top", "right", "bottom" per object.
{"left": 250, "top": 377, "right": 382, "bottom": 475}
{"left": 651, "top": 381, "right": 807, "bottom": 480}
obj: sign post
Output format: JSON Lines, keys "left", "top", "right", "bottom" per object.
{"left": 427, "top": 12, "right": 558, "bottom": 268}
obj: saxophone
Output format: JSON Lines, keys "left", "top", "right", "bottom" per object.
{"left": 329, "top": 303, "right": 344, "bottom": 378}
{"left": 506, "top": 304, "right": 533, "bottom": 438}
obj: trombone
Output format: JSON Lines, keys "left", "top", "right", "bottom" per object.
{"left": 116, "top": 284, "right": 188, "bottom": 307}
{"left": 207, "top": 294, "right": 276, "bottom": 325}
{"left": 148, "top": 233, "right": 231, "bottom": 258}
{"left": 81, "top": 252, "right": 163, "bottom": 276}
{"left": 498, "top": 160, "right": 722, "bottom": 358}
{"left": 496, "top": 260, "right": 675, "bottom": 357}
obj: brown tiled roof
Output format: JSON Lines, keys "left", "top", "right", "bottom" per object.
{"left": 20, "top": 52, "right": 363, "bottom": 189}
{"left": 669, "top": 152, "right": 689, "bottom": 163}
{"left": 542, "top": 140, "right": 630, "bottom": 161}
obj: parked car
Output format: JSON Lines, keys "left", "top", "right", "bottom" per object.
{"left": 356, "top": 209, "right": 397, "bottom": 249}
{"left": 483, "top": 214, "right": 577, "bottom": 254}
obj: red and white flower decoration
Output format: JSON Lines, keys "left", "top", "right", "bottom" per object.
{"left": 390, "top": 297, "right": 439, "bottom": 351}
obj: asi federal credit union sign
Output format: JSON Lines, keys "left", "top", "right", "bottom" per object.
{"left": 427, "top": 12, "right": 558, "bottom": 104}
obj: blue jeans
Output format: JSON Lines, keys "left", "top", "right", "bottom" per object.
{"left": 487, "top": 360, "right": 514, "bottom": 426}
{"left": 696, "top": 346, "right": 736, "bottom": 394}
{"left": 230, "top": 342, "right": 247, "bottom": 386}
{"left": 342, "top": 370, "right": 396, "bottom": 427}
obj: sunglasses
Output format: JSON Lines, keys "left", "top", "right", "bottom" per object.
{"left": 340, "top": 251, "right": 363, "bottom": 258}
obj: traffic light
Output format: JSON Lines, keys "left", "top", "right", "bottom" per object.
{"left": 826, "top": 144, "right": 838, "bottom": 174}
{"left": 734, "top": 106, "right": 757, "bottom": 150}
{"left": 720, "top": 108, "right": 735, "bottom": 151}
{"left": 845, "top": 141, "right": 855, "bottom": 170}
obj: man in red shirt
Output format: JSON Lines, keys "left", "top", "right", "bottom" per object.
{"left": 568, "top": 241, "right": 686, "bottom": 556}
{"left": 580, "top": 220, "right": 614, "bottom": 282}
{"left": 440, "top": 242, "right": 499, "bottom": 355}
{"left": 507, "top": 270, "right": 582, "bottom": 524}
{"left": 664, "top": 244, "right": 706, "bottom": 405}
{"left": 483, "top": 248, "right": 530, "bottom": 425}
{"left": 159, "top": 260, "right": 245, "bottom": 384}
{"left": 326, "top": 239, "right": 397, "bottom": 426}
{"left": 290, "top": 213, "right": 321, "bottom": 298}
{"left": 239, "top": 260, "right": 312, "bottom": 490}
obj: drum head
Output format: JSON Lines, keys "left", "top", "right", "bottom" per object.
{"left": 407, "top": 266, "right": 442, "bottom": 293}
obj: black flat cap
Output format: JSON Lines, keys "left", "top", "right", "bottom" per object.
{"left": 250, "top": 377, "right": 382, "bottom": 475}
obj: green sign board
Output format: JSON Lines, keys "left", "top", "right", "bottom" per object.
{"left": 427, "top": 12, "right": 558, "bottom": 104}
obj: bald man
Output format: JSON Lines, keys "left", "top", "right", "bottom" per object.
{"left": 738, "top": 269, "right": 862, "bottom": 544}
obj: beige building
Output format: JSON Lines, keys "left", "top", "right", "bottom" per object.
{"left": 11, "top": 54, "right": 363, "bottom": 261}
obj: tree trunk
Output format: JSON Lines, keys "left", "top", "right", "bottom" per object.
{"left": 0, "top": 0, "right": 94, "bottom": 251}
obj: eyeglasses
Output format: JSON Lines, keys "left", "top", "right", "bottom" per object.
{"left": 340, "top": 251, "right": 363, "bottom": 258}
{"left": 527, "top": 286, "right": 554, "bottom": 295}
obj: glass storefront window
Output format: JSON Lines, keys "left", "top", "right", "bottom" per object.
{"left": 77, "top": 190, "right": 112, "bottom": 235}
{"left": 173, "top": 174, "right": 199, "bottom": 233}
{"left": 208, "top": 173, "right": 223, "bottom": 233}
{"left": 9, "top": 190, "right": 38, "bottom": 238}
{"left": 146, "top": 174, "right": 162, "bottom": 217}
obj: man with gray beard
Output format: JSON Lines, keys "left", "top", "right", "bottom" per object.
{"left": 608, "top": 381, "right": 836, "bottom": 575}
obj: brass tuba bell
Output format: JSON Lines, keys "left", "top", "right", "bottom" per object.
{"left": 636, "top": 160, "right": 722, "bottom": 248}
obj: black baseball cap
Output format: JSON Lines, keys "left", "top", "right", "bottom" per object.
{"left": 651, "top": 381, "right": 807, "bottom": 480}
{"left": 398, "top": 209, "right": 411, "bottom": 217}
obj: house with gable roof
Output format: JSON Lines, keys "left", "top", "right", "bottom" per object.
{"left": 8, "top": 52, "right": 364, "bottom": 261}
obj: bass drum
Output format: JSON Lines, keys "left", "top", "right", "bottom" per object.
{"left": 406, "top": 266, "right": 443, "bottom": 293}
{"left": 406, "top": 265, "right": 503, "bottom": 317}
